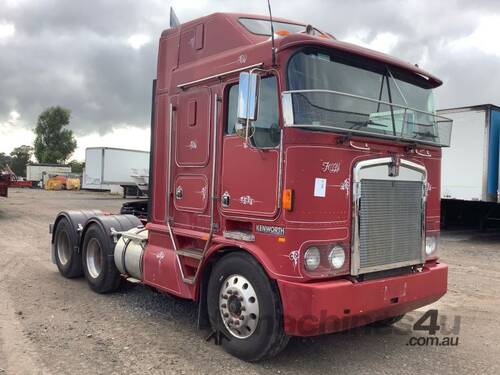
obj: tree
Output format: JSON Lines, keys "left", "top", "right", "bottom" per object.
{"left": 0, "top": 152, "right": 12, "bottom": 171}
{"left": 10, "top": 145, "right": 33, "bottom": 177}
{"left": 68, "top": 160, "right": 85, "bottom": 174}
{"left": 34, "top": 106, "right": 77, "bottom": 164}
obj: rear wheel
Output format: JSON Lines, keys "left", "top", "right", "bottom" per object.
{"left": 54, "top": 217, "right": 82, "bottom": 278}
{"left": 207, "top": 252, "right": 289, "bottom": 361}
{"left": 82, "top": 224, "right": 121, "bottom": 293}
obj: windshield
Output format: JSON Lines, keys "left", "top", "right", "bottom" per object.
{"left": 285, "top": 49, "right": 452, "bottom": 146}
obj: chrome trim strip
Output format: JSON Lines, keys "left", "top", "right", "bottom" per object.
{"left": 177, "top": 63, "right": 263, "bottom": 89}
{"left": 282, "top": 89, "right": 448, "bottom": 119}
{"left": 282, "top": 124, "right": 447, "bottom": 148}
{"left": 167, "top": 102, "right": 174, "bottom": 219}
{"left": 277, "top": 128, "right": 284, "bottom": 209}
{"left": 351, "top": 157, "right": 427, "bottom": 276}
{"left": 209, "top": 94, "right": 219, "bottom": 230}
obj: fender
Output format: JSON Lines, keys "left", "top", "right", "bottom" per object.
{"left": 202, "top": 235, "right": 288, "bottom": 281}
{"left": 194, "top": 237, "right": 281, "bottom": 302}
{"left": 79, "top": 214, "right": 143, "bottom": 253}
{"left": 50, "top": 210, "right": 103, "bottom": 263}
{"left": 195, "top": 240, "right": 285, "bottom": 329}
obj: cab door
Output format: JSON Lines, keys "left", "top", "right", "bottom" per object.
{"left": 171, "top": 86, "right": 212, "bottom": 230}
{"left": 220, "top": 75, "right": 281, "bottom": 218}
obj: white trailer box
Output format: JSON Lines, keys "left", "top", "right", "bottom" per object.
{"left": 438, "top": 104, "right": 500, "bottom": 202}
{"left": 26, "top": 164, "right": 71, "bottom": 182}
{"left": 82, "top": 147, "right": 149, "bottom": 190}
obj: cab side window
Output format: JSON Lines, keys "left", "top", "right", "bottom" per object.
{"left": 225, "top": 76, "right": 280, "bottom": 147}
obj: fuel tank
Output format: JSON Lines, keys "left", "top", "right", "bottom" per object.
{"left": 114, "top": 227, "right": 148, "bottom": 280}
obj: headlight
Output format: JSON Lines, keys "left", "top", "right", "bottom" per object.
{"left": 304, "top": 246, "right": 321, "bottom": 271}
{"left": 425, "top": 236, "right": 437, "bottom": 255}
{"left": 328, "top": 246, "right": 346, "bottom": 269}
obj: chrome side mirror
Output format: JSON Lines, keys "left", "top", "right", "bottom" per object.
{"left": 237, "top": 72, "right": 260, "bottom": 124}
{"left": 281, "top": 92, "right": 294, "bottom": 126}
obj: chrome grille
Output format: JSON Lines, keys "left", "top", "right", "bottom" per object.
{"left": 358, "top": 179, "right": 423, "bottom": 273}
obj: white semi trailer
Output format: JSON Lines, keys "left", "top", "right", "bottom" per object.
{"left": 438, "top": 104, "right": 500, "bottom": 227}
{"left": 82, "top": 147, "right": 150, "bottom": 196}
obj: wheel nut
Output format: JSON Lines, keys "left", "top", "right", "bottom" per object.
{"left": 240, "top": 306, "right": 246, "bottom": 311}
{"left": 221, "top": 303, "right": 227, "bottom": 308}
{"left": 227, "top": 290, "right": 233, "bottom": 295}
{"left": 234, "top": 321, "right": 240, "bottom": 326}
{"left": 222, "top": 295, "right": 228, "bottom": 300}
{"left": 239, "top": 316, "right": 244, "bottom": 320}
{"left": 223, "top": 313, "right": 229, "bottom": 318}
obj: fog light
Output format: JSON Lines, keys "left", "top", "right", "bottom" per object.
{"left": 425, "top": 236, "right": 437, "bottom": 255}
{"left": 328, "top": 246, "right": 345, "bottom": 269}
{"left": 304, "top": 246, "right": 321, "bottom": 271}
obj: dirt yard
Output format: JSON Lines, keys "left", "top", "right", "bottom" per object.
{"left": 0, "top": 188, "right": 499, "bottom": 374}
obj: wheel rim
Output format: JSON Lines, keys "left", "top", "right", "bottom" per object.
{"left": 86, "top": 238, "right": 103, "bottom": 279}
{"left": 56, "top": 229, "right": 71, "bottom": 266}
{"left": 219, "top": 274, "right": 260, "bottom": 339}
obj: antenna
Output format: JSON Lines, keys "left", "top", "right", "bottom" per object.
{"left": 267, "top": 0, "right": 277, "bottom": 66}
{"left": 170, "top": 6, "right": 180, "bottom": 28}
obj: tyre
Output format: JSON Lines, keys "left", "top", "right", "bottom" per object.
{"left": 207, "top": 252, "right": 289, "bottom": 361}
{"left": 81, "top": 223, "right": 121, "bottom": 293}
{"left": 370, "top": 314, "right": 405, "bottom": 327}
{"left": 54, "top": 217, "right": 83, "bottom": 278}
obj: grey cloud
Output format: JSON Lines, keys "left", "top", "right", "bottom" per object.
{"left": 1, "top": 0, "right": 500, "bottom": 138}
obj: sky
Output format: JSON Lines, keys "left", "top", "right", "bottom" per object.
{"left": 1, "top": 0, "right": 500, "bottom": 160}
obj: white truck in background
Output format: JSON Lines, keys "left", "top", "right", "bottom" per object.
{"left": 82, "top": 147, "right": 150, "bottom": 196}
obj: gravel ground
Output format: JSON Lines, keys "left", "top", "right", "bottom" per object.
{"left": 0, "top": 188, "right": 499, "bottom": 374}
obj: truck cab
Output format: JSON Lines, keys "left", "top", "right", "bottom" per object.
{"left": 51, "top": 12, "right": 452, "bottom": 362}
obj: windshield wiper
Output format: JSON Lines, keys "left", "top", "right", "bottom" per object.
{"left": 412, "top": 131, "right": 437, "bottom": 139}
{"left": 346, "top": 119, "right": 388, "bottom": 130}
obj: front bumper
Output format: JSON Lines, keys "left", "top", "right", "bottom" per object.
{"left": 277, "top": 262, "right": 447, "bottom": 336}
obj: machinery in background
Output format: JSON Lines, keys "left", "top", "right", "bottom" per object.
{"left": 0, "top": 171, "right": 9, "bottom": 197}
{"left": 27, "top": 163, "right": 72, "bottom": 187}
{"left": 1, "top": 165, "right": 33, "bottom": 197}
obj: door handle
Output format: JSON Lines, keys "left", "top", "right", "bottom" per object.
{"left": 221, "top": 191, "right": 230, "bottom": 207}
{"left": 175, "top": 186, "right": 183, "bottom": 200}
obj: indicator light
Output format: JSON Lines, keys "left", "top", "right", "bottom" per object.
{"left": 282, "top": 189, "right": 293, "bottom": 211}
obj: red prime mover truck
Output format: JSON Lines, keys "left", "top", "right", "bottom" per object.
{"left": 49, "top": 13, "right": 453, "bottom": 361}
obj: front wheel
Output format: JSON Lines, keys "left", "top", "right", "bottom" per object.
{"left": 207, "top": 252, "right": 289, "bottom": 361}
